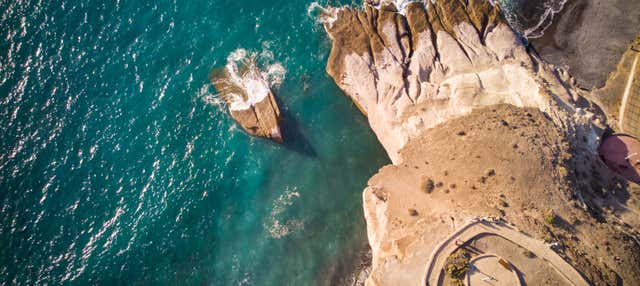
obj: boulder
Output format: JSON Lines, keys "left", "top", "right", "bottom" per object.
{"left": 228, "top": 90, "right": 283, "bottom": 143}
{"left": 210, "top": 61, "right": 283, "bottom": 143}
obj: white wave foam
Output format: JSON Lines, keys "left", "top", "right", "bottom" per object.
{"left": 211, "top": 48, "right": 286, "bottom": 111}
{"left": 524, "top": 0, "right": 566, "bottom": 38}
{"left": 199, "top": 84, "right": 225, "bottom": 111}
{"left": 264, "top": 188, "right": 304, "bottom": 239}
{"left": 365, "top": 0, "right": 423, "bottom": 15}
{"left": 495, "top": 0, "right": 567, "bottom": 39}
{"left": 387, "top": 0, "right": 422, "bottom": 15}
{"left": 264, "top": 63, "right": 286, "bottom": 88}
{"left": 307, "top": 2, "right": 338, "bottom": 28}
{"left": 311, "top": 0, "right": 564, "bottom": 39}
{"left": 270, "top": 189, "right": 300, "bottom": 216}
{"left": 308, "top": 1, "right": 422, "bottom": 28}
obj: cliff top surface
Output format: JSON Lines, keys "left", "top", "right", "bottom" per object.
{"left": 364, "top": 104, "right": 639, "bottom": 285}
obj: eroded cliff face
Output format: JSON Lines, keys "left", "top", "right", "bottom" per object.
{"left": 324, "top": 0, "right": 600, "bottom": 163}
{"left": 321, "top": 1, "right": 640, "bottom": 285}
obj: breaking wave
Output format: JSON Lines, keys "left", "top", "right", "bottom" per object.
{"left": 372, "top": 0, "right": 422, "bottom": 15}
{"left": 308, "top": 0, "right": 566, "bottom": 39}
{"left": 307, "top": 2, "right": 339, "bottom": 27}
{"left": 491, "top": 0, "right": 566, "bottom": 38}
{"left": 209, "top": 48, "right": 285, "bottom": 110}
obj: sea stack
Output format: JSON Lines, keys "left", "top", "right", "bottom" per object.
{"left": 229, "top": 91, "right": 283, "bottom": 143}
{"left": 211, "top": 50, "right": 284, "bottom": 143}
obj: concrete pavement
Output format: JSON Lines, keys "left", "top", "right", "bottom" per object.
{"left": 422, "top": 218, "right": 589, "bottom": 286}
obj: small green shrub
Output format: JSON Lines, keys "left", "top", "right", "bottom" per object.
{"left": 543, "top": 210, "right": 558, "bottom": 226}
{"left": 445, "top": 249, "right": 472, "bottom": 282}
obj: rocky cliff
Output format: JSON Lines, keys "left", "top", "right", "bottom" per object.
{"left": 321, "top": 0, "right": 640, "bottom": 285}
{"left": 324, "top": 0, "right": 600, "bottom": 164}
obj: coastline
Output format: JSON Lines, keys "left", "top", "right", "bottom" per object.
{"left": 320, "top": 0, "right": 640, "bottom": 284}
{"left": 325, "top": 246, "right": 372, "bottom": 286}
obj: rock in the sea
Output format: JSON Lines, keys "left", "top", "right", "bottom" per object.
{"left": 210, "top": 51, "right": 283, "bottom": 143}
{"left": 227, "top": 90, "right": 283, "bottom": 143}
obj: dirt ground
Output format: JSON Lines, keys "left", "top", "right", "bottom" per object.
{"left": 365, "top": 104, "right": 640, "bottom": 285}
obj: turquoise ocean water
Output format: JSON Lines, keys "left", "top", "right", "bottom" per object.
{"left": 0, "top": 0, "right": 559, "bottom": 285}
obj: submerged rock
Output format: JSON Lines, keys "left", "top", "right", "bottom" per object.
{"left": 210, "top": 50, "right": 284, "bottom": 142}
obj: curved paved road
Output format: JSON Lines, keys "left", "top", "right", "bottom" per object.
{"left": 421, "top": 218, "right": 589, "bottom": 286}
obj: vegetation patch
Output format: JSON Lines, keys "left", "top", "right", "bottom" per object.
{"left": 444, "top": 248, "right": 472, "bottom": 285}
{"left": 543, "top": 209, "right": 558, "bottom": 226}
{"left": 558, "top": 166, "right": 568, "bottom": 178}
{"left": 423, "top": 179, "right": 435, "bottom": 193}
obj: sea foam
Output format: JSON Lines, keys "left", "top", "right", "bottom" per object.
{"left": 307, "top": 2, "right": 338, "bottom": 28}
{"left": 308, "top": 0, "right": 565, "bottom": 39}
{"left": 210, "top": 48, "right": 286, "bottom": 111}
{"left": 494, "top": 0, "right": 567, "bottom": 38}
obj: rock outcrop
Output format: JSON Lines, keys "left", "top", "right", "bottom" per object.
{"left": 210, "top": 54, "right": 283, "bottom": 142}
{"left": 227, "top": 91, "right": 283, "bottom": 143}
{"left": 320, "top": 0, "right": 640, "bottom": 285}
{"left": 324, "top": 0, "right": 600, "bottom": 164}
